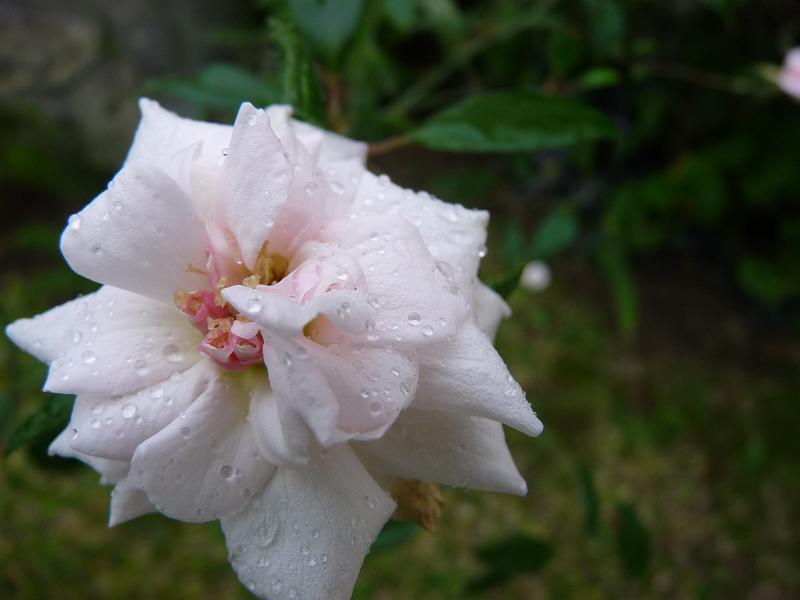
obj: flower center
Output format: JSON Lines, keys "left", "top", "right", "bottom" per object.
{"left": 176, "top": 241, "right": 287, "bottom": 371}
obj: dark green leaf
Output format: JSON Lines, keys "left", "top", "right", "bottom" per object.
{"left": 269, "top": 17, "right": 328, "bottom": 126}
{"left": 615, "top": 502, "right": 651, "bottom": 578}
{"left": 576, "top": 67, "right": 621, "bottom": 91}
{"left": 598, "top": 239, "right": 637, "bottom": 333}
{"left": 413, "top": 91, "right": 617, "bottom": 153}
{"left": 4, "top": 394, "right": 73, "bottom": 457}
{"left": 151, "top": 63, "right": 279, "bottom": 115}
{"left": 582, "top": 0, "right": 625, "bottom": 59}
{"left": 371, "top": 520, "right": 419, "bottom": 552}
{"left": 578, "top": 463, "right": 600, "bottom": 534}
{"left": 469, "top": 533, "right": 553, "bottom": 590}
{"left": 385, "top": 0, "right": 417, "bottom": 31}
{"left": 288, "top": 0, "right": 364, "bottom": 63}
{"left": 529, "top": 208, "right": 578, "bottom": 260}
{"left": 488, "top": 263, "right": 525, "bottom": 300}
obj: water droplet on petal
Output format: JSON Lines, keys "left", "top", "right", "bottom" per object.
{"left": 81, "top": 350, "right": 96, "bottom": 364}
{"left": 421, "top": 325, "right": 434, "bottom": 336}
{"left": 407, "top": 312, "right": 421, "bottom": 325}
{"left": 221, "top": 464, "right": 234, "bottom": 480}
{"left": 163, "top": 344, "right": 183, "bottom": 363}
{"left": 122, "top": 404, "right": 137, "bottom": 418}
{"left": 134, "top": 359, "right": 149, "bottom": 376}
{"left": 246, "top": 298, "right": 262, "bottom": 315}
{"left": 68, "top": 214, "right": 81, "bottom": 230}
{"left": 90, "top": 418, "right": 101, "bottom": 429}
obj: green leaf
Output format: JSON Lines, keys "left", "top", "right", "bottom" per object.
{"left": 413, "top": 91, "right": 617, "bottom": 153}
{"left": 385, "top": 0, "right": 417, "bottom": 31}
{"left": 288, "top": 0, "right": 364, "bottom": 64}
{"left": 469, "top": 533, "right": 554, "bottom": 590}
{"left": 578, "top": 463, "right": 600, "bottom": 534}
{"left": 615, "top": 502, "right": 651, "bottom": 578}
{"left": 371, "top": 520, "right": 418, "bottom": 552}
{"left": 151, "top": 63, "right": 279, "bottom": 115}
{"left": 529, "top": 208, "right": 578, "bottom": 260}
{"left": 582, "top": 0, "right": 625, "bottom": 59}
{"left": 490, "top": 207, "right": 578, "bottom": 299}
{"left": 4, "top": 394, "right": 73, "bottom": 457}
{"left": 597, "top": 239, "right": 637, "bottom": 333}
{"left": 269, "top": 17, "right": 328, "bottom": 126}
{"left": 575, "top": 67, "right": 621, "bottom": 91}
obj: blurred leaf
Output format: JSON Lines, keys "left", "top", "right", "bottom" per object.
{"left": 151, "top": 63, "right": 279, "bottom": 115}
{"left": 4, "top": 394, "right": 72, "bottom": 457}
{"left": 737, "top": 256, "right": 798, "bottom": 307}
{"left": 575, "top": 67, "right": 621, "bottom": 91}
{"left": 615, "top": 502, "right": 651, "bottom": 578}
{"left": 288, "top": 0, "right": 364, "bottom": 64}
{"left": 385, "top": 0, "right": 417, "bottom": 31}
{"left": 371, "top": 520, "right": 419, "bottom": 552}
{"left": 469, "top": 533, "right": 553, "bottom": 590}
{"left": 578, "top": 463, "right": 600, "bottom": 534}
{"left": 598, "top": 239, "right": 637, "bottom": 333}
{"left": 269, "top": 17, "right": 328, "bottom": 126}
{"left": 547, "top": 31, "right": 582, "bottom": 77}
{"left": 583, "top": 0, "right": 625, "bottom": 59}
{"left": 490, "top": 207, "right": 578, "bottom": 299}
{"left": 529, "top": 208, "right": 578, "bottom": 259}
{"left": 413, "top": 91, "right": 617, "bottom": 153}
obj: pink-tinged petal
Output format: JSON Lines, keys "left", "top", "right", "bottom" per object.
{"left": 355, "top": 408, "right": 527, "bottom": 495}
{"left": 128, "top": 375, "right": 276, "bottom": 523}
{"left": 473, "top": 282, "right": 511, "bottom": 341}
{"left": 60, "top": 160, "right": 209, "bottom": 303}
{"left": 41, "top": 288, "right": 201, "bottom": 397}
{"left": 349, "top": 171, "right": 489, "bottom": 301}
{"left": 68, "top": 360, "right": 217, "bottom": 461}
{"left": 414, "top": 320, "right": 543, "bottom": 437}
{"left": 220, "top": 445, "right": 395, "bottom": 600}
{"left": 219, "top": 103, "right": 292, "bottom": 269}
{"left": 247, "top": 382, "right": 310, "bottom": 467}
{"left": 222, "top": 285, "right": 372, "bottom": 339}
{"left": 127, "top": 98, "right": 232, "bottom": 175}
{"left": 316, "top": 215, "right": 471, "bottom": 346}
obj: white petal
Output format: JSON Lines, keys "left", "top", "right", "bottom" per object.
{"left": 316, "top": 215, "right": 471, "bottom": 346}
{"left": 414, "top": 320, "right": 543, "bottom": 437}
{"left": 350, "top": 171, "right": 488, "bottom": 300}
{"left": 354, "top": 408, "right": 527, "bottom": 495}
{"left": 60, "top": 160, "right": 209, "bottom": 303}
{"left": 219, "top": 103, "right": 291, "bottom": 269}
{"left": 68, "top": 360, "right": 217, "bottom": 461}
{"left": 220, "top": 445, "right": 395, "bottom": 600}
{"left": 109, "top": 479, "right": 155, "bottom": 526}
{"left": 473, "top": 282, "right": 511, "bottom": 341}
{"left": 41, "top": 287, "right": 200, "bottom": 396}
{"left": 247, "top": 382, "right": 311, "bottom": 467}
{"left": 128, "top": 375, "right": 275, "bottom": 522}
{"left": 49, "top": 426, "right": 129, "bottom": 484}
{"left": 127, "top": 98, "right": 232, "bottom": 174}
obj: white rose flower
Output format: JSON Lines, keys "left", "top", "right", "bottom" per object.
{"left": 6, "top": 99, "right": 543, "bottom": 599}
{"left": 779, "top": 47, "right": 800, "bottom": 100}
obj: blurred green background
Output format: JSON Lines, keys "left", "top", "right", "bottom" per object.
{"left": 2, "top": 0, "right": 800, "bottom": 598}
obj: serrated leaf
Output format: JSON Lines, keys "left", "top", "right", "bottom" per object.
{"left": 288, "top": 0, "right": 364, "bottom": 64}
{"left": 469, "top": 533, "right": 553, "bottom": 590}
{"left": 371, "top": 520, "right": 419, "bottom": 552}
{"left": 4, "top": 394, "right": 72, "bottom": 457}
{"left": 413, "top": 91, "right": 617, "bottom": 153}
{"left": 615, "top": 502, "right": 651, "bottom": 578}
{"left": 269, "top": 17, "right": 328, "bottom": 126}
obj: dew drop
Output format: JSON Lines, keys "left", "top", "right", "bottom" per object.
{"left": 163, "top": 344, "right": 183, "bottom": 363}
{"left": 81, "top": 350, "right": 96, "bottom": 364}
{"left": 246, "top": 298, "right": 262, "bottom": 315}
{"left": 221, "top": 465, "right": 234, "bottom": 480}
{"left": 421, "top": 325, "right": 434, "bottom": 336}
{"left": 121, "top": 404, "right": 137, "bottom": 418}
{"left": 368, "top": 400, "right": 382, "bottom": 415}
{"left": 90, "top": 243, "right": 103, "bottom": 255}
{"left": 134, "top": 359, "right": 149, "bottom": 376}
{"left": 150, "top": 387, "right": 164, "bottom": 399}
{"left": 68, "top": 214, "right": 81, "bottom": 230}
{"left": 90, "top": 418, "right": 101, "bottom": 429}
{"left": 407, "top": 312, "right": 421, "bottom": 325}
{"left": 71, "top": 330, "right": 83, "bottom": 344}
{"left": 91, "top": 402, "right": 104, "bottom": 415}
{"left": 180, "top": 426, "right": 191, "bottom": 439}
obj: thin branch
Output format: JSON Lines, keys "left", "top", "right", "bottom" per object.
{"left": 367, "top": 134, "right": 413, "bottom": 157}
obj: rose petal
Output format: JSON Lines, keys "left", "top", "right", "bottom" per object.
{"left": 473, "top": 282, "right": 511, "bottom": 341}
{"left": 128, "top": 376, "right": 276, "bottom": 522}
{"left": 60, "top": 160, "right": 209, "bottom": 303}
{"left": 355, "top": 408, "right": 527, "bottom": 495}
{"left": 414, "top": 320, "right": 543, "bottom": 437}
{"left": 220, "top": 445, "right": 395, "bottom": 600}
{"left": 247, "top": 381, "right": 311, "bottom": 467}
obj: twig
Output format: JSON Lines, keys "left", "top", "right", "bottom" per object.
{"left": 367, "top": 134, "right": 413, "bottom": 157}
